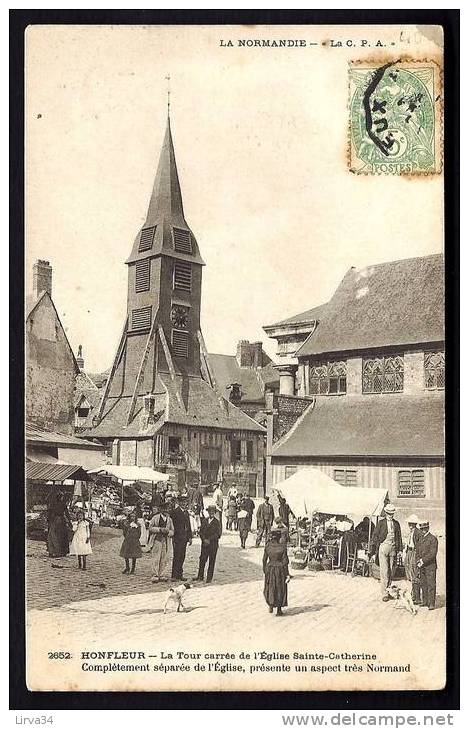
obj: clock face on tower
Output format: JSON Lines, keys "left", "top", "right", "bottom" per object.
{"left": 170, "top": 305, "right": 189, "bottom": 329}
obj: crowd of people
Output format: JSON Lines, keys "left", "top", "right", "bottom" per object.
{"left": 369, "top": 503, "right": 439, "bottom": 610}
{"left": 43, "top": 488, "right": 439, "bottom": 613}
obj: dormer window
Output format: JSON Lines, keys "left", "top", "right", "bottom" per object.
{"left": 173, "top": 227, "right": 192, "bottom": 254}
{"left": 138, "top": 226, "right": 156, "bottom": 252}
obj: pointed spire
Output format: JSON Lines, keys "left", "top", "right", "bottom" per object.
{"left": 126, "top": 111, "right": 204, "bottom": 265}
{"left": 144, "top": 116, "right": 185, "bottom": 227}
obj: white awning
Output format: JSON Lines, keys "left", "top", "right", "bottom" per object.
{"left": 272, "top": 467, "right": 388, "bottom": 522}
{"left": 88, "top": 465, "right": 170, "bottom": 483}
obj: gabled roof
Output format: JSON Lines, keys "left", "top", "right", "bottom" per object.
{"left": 126, "top": 117, "right": 204, "bottom": 266}
{"left": 264, "top": 303, "right": 327, "bottom": 331}
{"left": 26, "top": 424, "right": 104, "bottom": 450}
{"left": 83, "top": 373, "right": 266, "bottom": 440}
{"left": 74, "top": 388, "right": 103, "bottom": 409}
{"left": 208, "top": 352, "right": 279, "bottom": 402}
{"left": 297, "top": 254, "right": 444, "bottom": 357}
{"left": 26, "top": 290, "right": 80, "bottom": 374}
{"left": 272, "top": 393, "right": 444, "bottom": 459}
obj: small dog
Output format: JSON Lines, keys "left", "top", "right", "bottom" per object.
{"left": 163, "top": 582, "right": 192, "bottom": 614}
{"left": 387, "top": 585, "right": 418, "bottom": 615}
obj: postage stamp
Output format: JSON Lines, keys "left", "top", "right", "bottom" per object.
{"left": 348, "top": 60, "right": 442, "bottom": 175}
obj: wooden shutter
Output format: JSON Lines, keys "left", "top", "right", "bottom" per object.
{"left": 139, "top": 226, "right": 156, "bottom": 252}
{"left": 135, "top": 259, "right": 150, "bottom": 292}
{"left": 131, "top": 306, "right": 152, "bottom": 331}
{"left": 172, "top": 329, "right": 189, "bottom": 357}
{"left": 174, "top": 261, "right": 192, "bottom": 292}
{"left": 173, "top": 227, "right": 192, "bottom": 254}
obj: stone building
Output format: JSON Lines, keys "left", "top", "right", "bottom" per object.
{"left": 84, "top": 116, "right": 265, "bottom": 495}
{"left": 264, "top": 254, "right": 445, "bottom": 521}
{"left": 26, "top": 260, "right": 79, "bottom": 435}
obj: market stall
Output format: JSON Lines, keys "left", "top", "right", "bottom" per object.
{"left": 88, "top": 465, "right": 170, "bottom": 507}
{"left": 273, "top": 468, "right": 388, "bottom": 574}
{"left": 26, "top": 461, "right": 91, "bottom": 540}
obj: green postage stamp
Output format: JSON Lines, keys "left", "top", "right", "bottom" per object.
{"left": 349, "top": 60, "right": 442, "bottom": 175}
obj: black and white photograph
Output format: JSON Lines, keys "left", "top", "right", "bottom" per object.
{"left": 15, "top": 18, "right": 457, "bottom": 700}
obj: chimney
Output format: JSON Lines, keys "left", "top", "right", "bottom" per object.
{"left": 76, "top": 344, "right": 85, "bottom": 371}
{"left": 33, "top": 259, "right": 52, "bottom": 299}
{"left": 236, "top": 340, "right": 252, "bottom": 368}
{"left": 227, "top": 383, "right": 242, "bottom": 405}
{"left": 252, "top": 341, "right": 264, "bottom": 368}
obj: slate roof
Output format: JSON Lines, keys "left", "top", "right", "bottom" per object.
{"left": 272, "top": 392, "right": 444, "bottom": 459}
{"left": 26, "top": 424, "right": 103, "bottom": 450}
{"left": 84, "top": 373, "right": 266, "bottom": 439}
{"left": 126, "top": 118, "right": 204, "bottom": 267}
{"left": 297, "top": 254, "right": 444, "bottom": 357}
{"left": 87, "top": 369, "right": 111, "bottom": 388}
{"left": 208, "top": 353, "right": 279, "bottom": 403}
{"left": 266, "top": 303, "right": 327, "bottom": 329}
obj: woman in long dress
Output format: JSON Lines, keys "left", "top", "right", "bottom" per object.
{"left": 263, "top": 529, "right": 290, "bottom": 616}
{"left": 46, "top": 491, "right": 72, "bottom": 557}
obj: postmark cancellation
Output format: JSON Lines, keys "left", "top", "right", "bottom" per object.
{"left": 348, "top": 60, "right": 442, "bottom": 175}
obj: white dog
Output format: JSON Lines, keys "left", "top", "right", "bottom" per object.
{"left": 387, "top": 584, "right": 418, "bottom": 615}
{"left": 163, "top": 582, "right": 192, "bottom": 614}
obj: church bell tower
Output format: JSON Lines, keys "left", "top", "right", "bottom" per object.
{"left": 124, "top": 115, "right": 205, "bottom": 383}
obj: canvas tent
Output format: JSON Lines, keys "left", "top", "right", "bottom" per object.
{"left": 272, "top": 467, "right": 388, "bottom": 524}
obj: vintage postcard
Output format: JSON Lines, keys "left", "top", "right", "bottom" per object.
{"left": 24, "top": 24, "right": 446, "bottom": 692}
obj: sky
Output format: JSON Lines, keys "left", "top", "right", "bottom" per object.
{"left": 25, "top": 25, "right": 443, "bottom": 373}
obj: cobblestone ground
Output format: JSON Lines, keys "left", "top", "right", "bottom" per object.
{"left": 26, "top": 528, "right": 447, "bottom": 692}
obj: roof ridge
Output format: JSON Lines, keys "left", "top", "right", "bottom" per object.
{"left": 355, "top": 252, "right": 443, "bottom": 273}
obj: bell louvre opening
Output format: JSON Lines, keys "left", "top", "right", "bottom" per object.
{"left": 172, "top": 329, "right": 189, "bottom": 357}
{"left": 173, "top": 227, "right": 193, "bottom": 254}
{"left": 173, "top": 261, "right": 192, "bottom": 292}
{"left": 135, "top": 259, "right": 151, "bottom": 292}
{"left": 131, "top": 306, "right": 152, "bottom": 331}
{"left": 138, "top": 226, "right": 156, "bottom": 252}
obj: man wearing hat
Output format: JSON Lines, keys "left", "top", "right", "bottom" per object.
{"left": 415, "top": 519, "right": 438, "bottom": 610}
{"left": 170, "top": 496, "right": 192, "bottom": 581}
{"left": 255, "top": 495, "right": 275, "bottom": 547}
{"left": 370, "top": 503, "right": 403, "bottom": 601}
{"left": 148, "top": 501, "right": 175, "bottom": 583}
{"left": 195, "top": 505, "right": 222, "bottom": 583}
{"left": 402, "top": 514, "right": 423, "bottom": 603}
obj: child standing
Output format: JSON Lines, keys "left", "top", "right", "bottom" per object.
{"left": 120, "top": 511, "right": 142, "bottom": 574}
{"left": 69, "top": 510, "right": 92, "bottom": 570}
{"left": 226, "top": 497, "right": 238, "bottom": 531}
